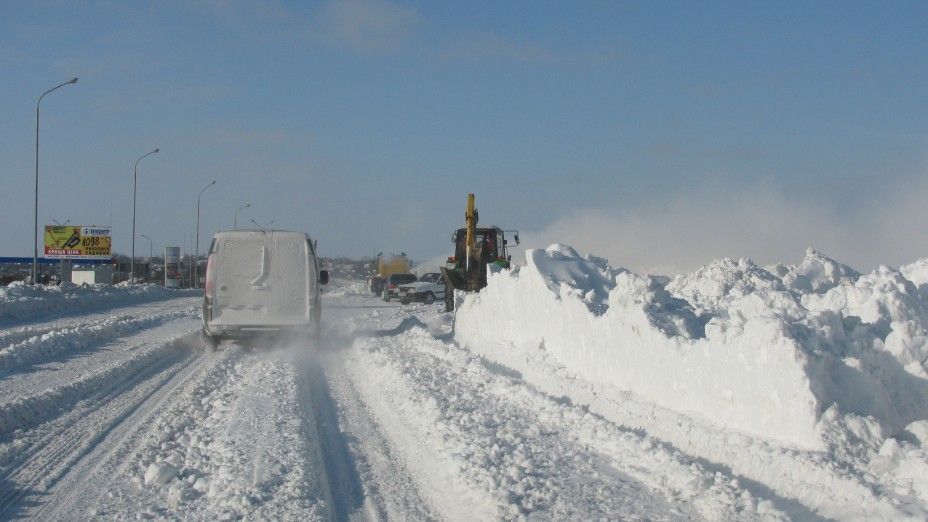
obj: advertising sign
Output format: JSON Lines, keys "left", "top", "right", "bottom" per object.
{"left": 164, "top": 246, "right": 181, "bottom": 288}
{"left": 44, "top": 225, "right": 112, "bottom": 260}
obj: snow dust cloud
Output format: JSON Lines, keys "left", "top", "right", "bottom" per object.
{"left": 517, "top": 175, "right": 928, "bottom": 274}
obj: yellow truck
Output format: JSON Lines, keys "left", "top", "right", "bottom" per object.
{"left": 368, "top": 253, "right": 411, "bottom": 294}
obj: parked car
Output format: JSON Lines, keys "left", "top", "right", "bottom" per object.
{"left": 201, "top": 230, "right": 328, "bottom": 348}
{"left": 381, "top": 273, "right": 417, "bottom": 301}
{"left": 397, "top": 272, "right": 445, "bottom": 305}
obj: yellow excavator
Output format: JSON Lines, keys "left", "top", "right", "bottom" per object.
{"left": 440, "top": 193, "right": 519, "bottom": 311}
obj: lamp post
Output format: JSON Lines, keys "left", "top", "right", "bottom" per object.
{"left": 140, "top": 234, "right": 153, "bottom": 282}
{"left": 130, "top": 148, "right": 159, "bottom": 283}
{"left": 192, "top": 180, "right": 216, "bottom": 288}
{"left": 33, "top": 77, "right": 78, "bottom": 285}
{"left": 234, "top": 203, "right": 251, "bottom": 229}
{"left": 140, "top": 234, "right": 153, "bottom": 260}
{"left": 250, "top": 218, "right": 275, "bottom": 229}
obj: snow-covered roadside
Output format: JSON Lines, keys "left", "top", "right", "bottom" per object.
{"left": 0, "top": 281, "right": 199, "bottom": 325}
{"left": 0, "top": 331, "right": 203, "bottom": 516}
{"left": 0, "top": 331, "right": 198, "bottom": 438}
{"left": 0, "top": 306, "right": 196, "bottom": 375}
{"left": 454, "top": 245, "right": 928, "bottom": 518}
{"left": 341, "top": 305, "right": 785, "bottom": 520}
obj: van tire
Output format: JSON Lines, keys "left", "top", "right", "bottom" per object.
{"left": 204, "top": 333, "right": 220, "bottom": 351}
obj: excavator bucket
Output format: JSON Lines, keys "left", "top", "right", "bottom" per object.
{"left": 440, "top": 266, "right": 466, "bottom": 311}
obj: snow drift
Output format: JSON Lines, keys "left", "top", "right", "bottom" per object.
{"left": 454, "top": 245, "right": 928, "bottom": 450}
{"left": 0, "top": 282, "right": 198, "bottom": 325}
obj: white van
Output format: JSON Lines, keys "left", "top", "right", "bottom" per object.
{"left": 201, "top": 230, "right": 328, "bottom": 347}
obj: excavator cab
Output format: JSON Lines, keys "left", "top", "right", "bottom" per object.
{"left": 451, "top": 228, "right": 505, "bottom": 266}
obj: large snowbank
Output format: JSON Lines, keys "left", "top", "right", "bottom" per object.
{"left": 455, "top": 245, "right": 928, "bottom": 451}
{"left": 0, "top": 282, "right": 198, "bottom": 324}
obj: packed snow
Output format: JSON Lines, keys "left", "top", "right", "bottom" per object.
{"left": 2, "top": 248, "right": 928, "bottom": 519}
{"left": 455, "top": 244, "right": 928, "bottom": 518}
{"left": 0, "top": 280, "right": 197, "bottom": 325}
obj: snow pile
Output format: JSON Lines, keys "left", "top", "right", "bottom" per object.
{"left": 766, "top": 248, "right": 861, "bottom": 294}
{"left": 320, "top": 279, "right": 369, "bottom": 299}
{"left": 902, "top": 259, "right": 928, "bottom": 287}
{"left": 455, "top": 245, "right": 928, "bottom": 451}
{"left": 0, "top": 309, "right": 195, "bottom": 375}
{"left": 0, "top": 282, "right": 198, "bottom": 324}
{"left": 902, "top": 258, "right": 928, "bottom": 303}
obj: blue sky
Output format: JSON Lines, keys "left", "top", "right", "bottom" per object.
{"left": 2, "top": 1, "right": 927, "bottom": 271}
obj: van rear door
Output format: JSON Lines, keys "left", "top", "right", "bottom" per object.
{"left": 211, "top": 231, "right": 312, "bottom": 326}
{"left": 266, "top": 231, "right": 311, "bottom": 322}
{"left": 212, "top": 233, "right": 270, "bottom": 325}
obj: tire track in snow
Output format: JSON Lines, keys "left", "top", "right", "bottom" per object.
{"left": 30, "top": 347, "right": 239, "bottom": 521}
{"left": 0, "top": 334, "right": 203, "bottom": 518}
{"left": 0, "top": 297, "right": 197, "bottom": 350}
{"left": 91, "top": 346, "right": 331, "bottom": 520}
{"left": 0, "top": 307, "right": 196, "bottom": 377}
{"left": 314, "top": 351, "right": 440, "bottom": 521}
{"left": 295, "top": 358, "right": 366, "bottom": 521}
{"left": 0, "top": 332, "right": 199, "bottom": 439}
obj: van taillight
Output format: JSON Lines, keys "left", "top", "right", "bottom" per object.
{"left": 205, "top": 254, "right": 216, "bottom": 294}
{"left": 389, "top": 283, "right": 397, "bottom": 289}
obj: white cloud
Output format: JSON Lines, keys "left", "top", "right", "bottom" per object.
{"left": 318, "top": 0, "right": 420, "bottom": 53}
{"left": 192, "top": 0, "right": 420, "bottom": 54}
{"left": 439, "top": 33, "right": 618, "bottom": 66}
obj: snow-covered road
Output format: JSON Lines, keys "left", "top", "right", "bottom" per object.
{"left": 0, "top": 284, "right": 452, "bottom": 521}
{"left": 1, "top": 277, "right": 921, "bottom": 520}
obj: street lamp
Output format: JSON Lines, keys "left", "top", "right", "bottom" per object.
{"left": 140, "top": 234, "right": 153, "bottom": 260}
{"left": 140, "top": 234, "right": 153, "bottom": 282}
{"left": 33, "top": 77, "right": 78, "bottom": 285}
{"left": 192, "top": 180, "right": 216, "bottom": 288}
{"left": 250, "top": 218, "right": 275, "bottom": 229}
{"left": 130, "top": 148, "right": 159, "bottom": 283}
{"left": 234, "top": 203, "right": 251, "bottom": 229}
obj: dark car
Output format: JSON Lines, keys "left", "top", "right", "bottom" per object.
{"left": 381, "top": 273, "right": 417, "bottom": 301}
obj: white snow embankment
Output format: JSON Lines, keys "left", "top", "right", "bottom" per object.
{"left": 456, "top": 246, "right": 819, "bottom": 448}
{"left": 455, "top": 245, "right": 928, "bottom": 447}
{"left": 454, "top": 245, "right": 928, "bottom": 517}
{"left": 0, "top": 281, "right": 199, "bottom": 324}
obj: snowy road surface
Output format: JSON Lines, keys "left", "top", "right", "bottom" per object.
{"left": 0, "top": 278, "right": 918, "bottom": 520}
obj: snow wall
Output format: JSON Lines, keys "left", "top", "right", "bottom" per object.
{"left": 454, "top": 245, "right": 928, "bottom": 450}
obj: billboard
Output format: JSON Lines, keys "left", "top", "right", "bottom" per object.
{"left": 44, "top": 225, "right": 112, "bottom": 260}
{"left": 164, "top": 246, "right": 181, "bottom": 288}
